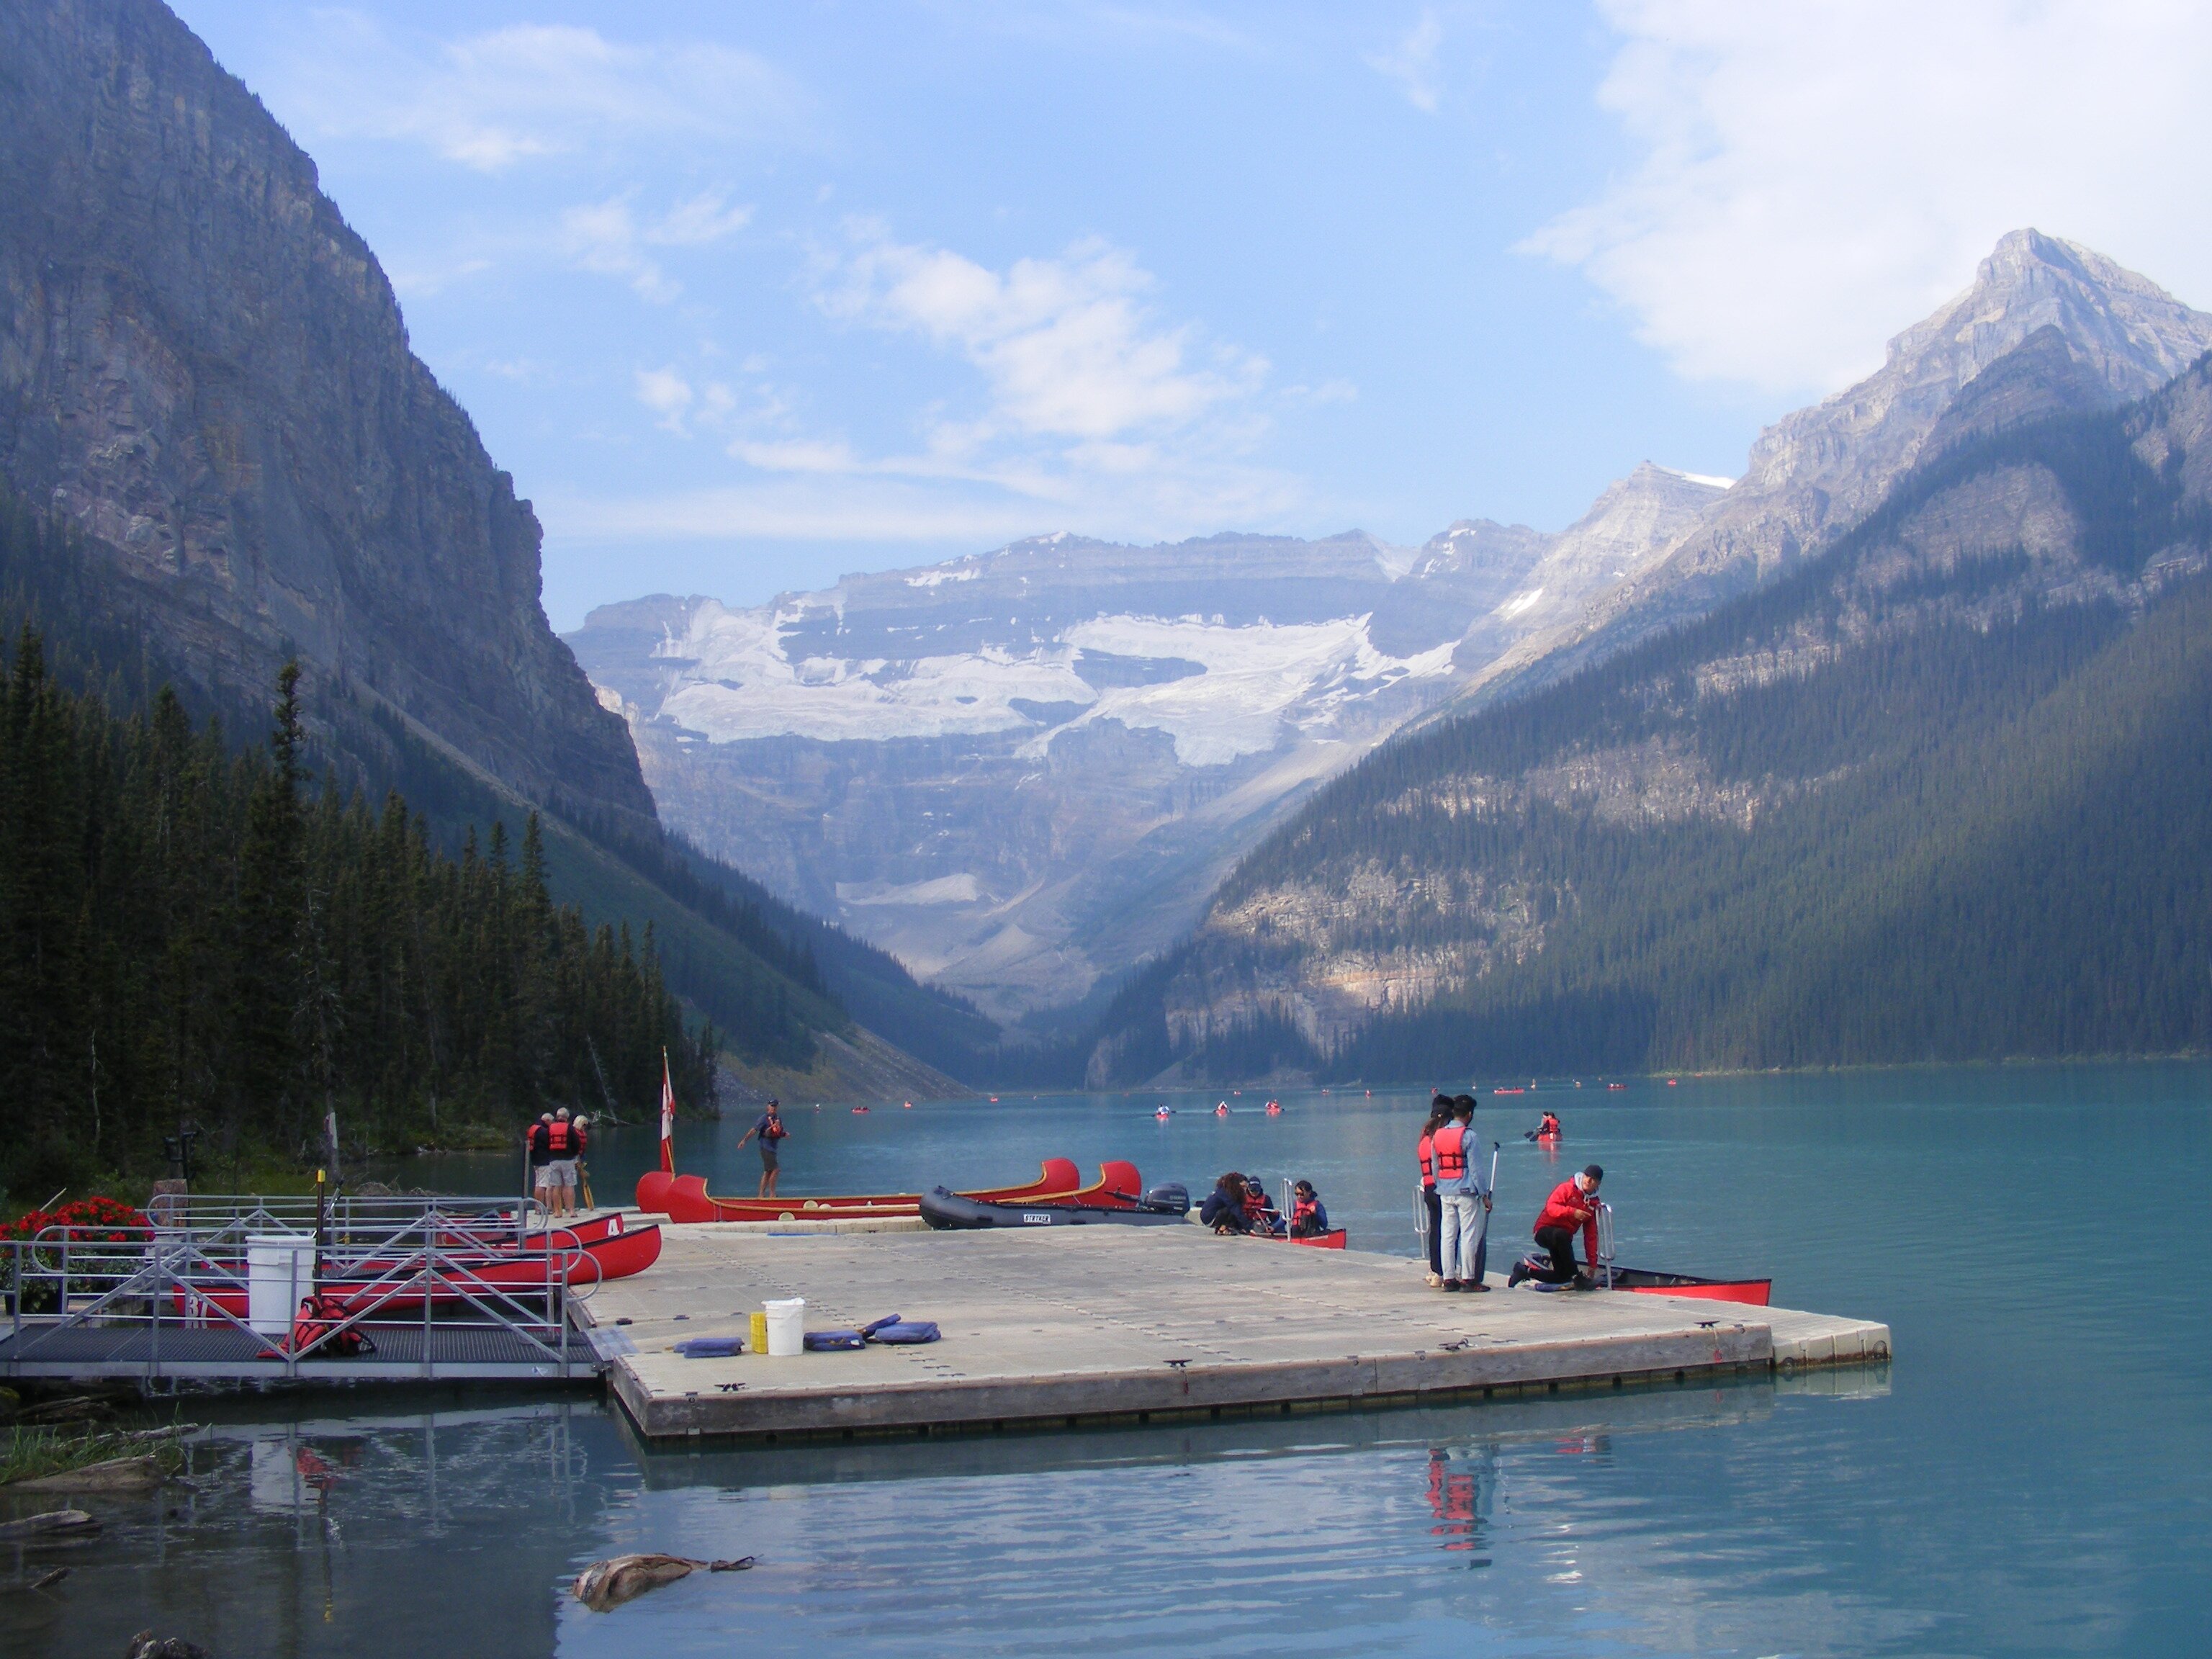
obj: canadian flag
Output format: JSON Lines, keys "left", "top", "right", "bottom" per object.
{"left": 659, "top": 1049, "right": 677, "bottom": 1174}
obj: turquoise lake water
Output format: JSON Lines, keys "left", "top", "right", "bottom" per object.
{"left": 6, "top": 1065, "right": 2210, "bottom": 1656}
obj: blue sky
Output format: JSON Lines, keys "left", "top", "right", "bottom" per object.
{"left": 170, "top": 2, "right": 2212, "bottom": 628}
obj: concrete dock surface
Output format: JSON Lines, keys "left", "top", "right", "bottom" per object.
{"left": 583, "top": 1223, "right": 1888, "bottom": 1441}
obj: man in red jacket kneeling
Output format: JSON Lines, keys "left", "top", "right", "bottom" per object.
{"left": 1510, "top": 1164, "right": 1603, "bottom": 1288}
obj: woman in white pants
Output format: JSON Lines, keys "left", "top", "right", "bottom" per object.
{"left": 1431, "top": 1097, "right": 1492, "bottom": 1292}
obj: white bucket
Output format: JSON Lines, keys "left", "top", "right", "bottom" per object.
{"left": 246, "top": 1233, "right": 315, "bottom": 1336}
{"left": 763, "top": 1297, "right": 806, "bottom": 1357}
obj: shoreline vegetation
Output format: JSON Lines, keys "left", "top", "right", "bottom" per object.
{"left": 0, "top": 628, "right": 719, "bottom": 1210}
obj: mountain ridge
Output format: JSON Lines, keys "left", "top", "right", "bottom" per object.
{"left": 1079, "top": 330, "right": 2212, "bottom": 1083}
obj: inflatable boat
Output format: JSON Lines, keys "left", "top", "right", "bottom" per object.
{"left": 921, "top": 1177, "right": 1189, "bottom": 1231}
{"left": 175, "top": 1214, "right": 662, "bottom": 1318}
{"left": 638, "top": 1156, "right": 1086, "bottom": 1223}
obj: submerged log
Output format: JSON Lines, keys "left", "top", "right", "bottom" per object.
{"left": 12, "top": 1454, "right": 164, "bottom": 1493}
{"left": 571, "top": 1552, "right": 755, "bottom": 1611}
{"left": 0, "top": 1509, "right": 100, "bottom": 1539}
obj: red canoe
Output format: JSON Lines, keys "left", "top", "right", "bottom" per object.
{"left": 640, "top": 1156, "right": 1093, "bottom": 1223}
{"left": 176, "top": 1215, "right": 662, "bottom": 1318}
{"left": 1286, "top": 1229, "right": 1348, "bottom": 1249}
{"left": 1606, "top": 1266, "right": 1771, "bottom": 1306}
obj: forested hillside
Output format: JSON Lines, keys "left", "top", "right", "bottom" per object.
{"left": 0, "top": 630, "right": 719, "bottom": 1197}
{"left": 1083, "top": 344, "right": 2212, "bottom": 1083}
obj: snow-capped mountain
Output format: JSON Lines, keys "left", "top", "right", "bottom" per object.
{"left": 568, "top": 469, "right": 1721, "bottom": 1022}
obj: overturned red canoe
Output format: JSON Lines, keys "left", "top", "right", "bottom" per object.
{"left": 641, "top": 1156, "right": 1092, "bottom": 1223}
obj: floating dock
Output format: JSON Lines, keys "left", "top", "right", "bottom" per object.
{"left": 578, "top": 1223, "right": 1889, "bottom": 1442}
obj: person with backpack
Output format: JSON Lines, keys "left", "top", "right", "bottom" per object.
{"left": 542, "top": 1107, "right": 581, "bottom": 1219}
{"left": 736, "top": 1099, "right": 790, "bottom": 1198}
{"left": 1431, "top": 1095, "right": 1492, "bottom": 1291}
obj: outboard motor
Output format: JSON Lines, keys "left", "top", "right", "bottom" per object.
{"left": 1142, "top": 1183, "right": 1190, "bottom": 1215}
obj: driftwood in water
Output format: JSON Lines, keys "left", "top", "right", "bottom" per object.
{"left": 125, "top": 1634, "right": 211, "bottom": 1659}
{"left": 12, "top": 1454, "right": 163, "bottom": 1493}
{"left": 0, "top": 1509, "right": 99, "bottom": 1539}
{"left": 571, "top": 1552, "right": 756, "bottom": 1611}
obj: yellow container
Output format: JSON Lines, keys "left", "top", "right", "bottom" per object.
{"left": 749, "top": 1310, "right": 769, "bottom": 1354}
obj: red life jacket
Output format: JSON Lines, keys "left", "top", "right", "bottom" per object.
{"left": 1292, "top": 1197, "right": 1319, "bottom": 1228}
{"left": 292, "top": 1302, "right": 330, "bottom": 1352}
{"left": 1417, "top": 1133, "right": 1435, "bottom": 1186}
{"left": 1432, "top": 1121, "right": 1470, "bottom": 1182}
{"left": 546, "top": 1120, "right": 575, "bottom": 1155}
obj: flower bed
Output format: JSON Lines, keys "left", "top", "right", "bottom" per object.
{"left": 2, "top": 1197, "right": 151, "bottom": 1314}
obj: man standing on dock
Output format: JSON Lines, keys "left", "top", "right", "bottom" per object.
{"left": 737, "top": 1099, "right": 789, "bottom": 1198}
{"left": 527, "top": 1112, "right": 554, "bottom": 1215}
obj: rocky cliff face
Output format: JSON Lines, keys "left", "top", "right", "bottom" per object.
{"left": 1465, "top": 231, "right": 2212, "bottom": 706}
{"left": 572, "top": 474, "right": 1717, "bottom": 1022}
{"left": 0, "top": 0, "right": 650, "bottom": 820}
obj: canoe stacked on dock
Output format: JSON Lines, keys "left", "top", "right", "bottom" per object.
{"left": 637, "top": 1159, "right": 1145, "bottom": 1223}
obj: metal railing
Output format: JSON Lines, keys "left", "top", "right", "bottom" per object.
{"left": 2, "top": 1194, "right": 597, "bottom": 1382}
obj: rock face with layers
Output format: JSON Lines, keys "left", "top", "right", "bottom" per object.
{"left": 572, "top": 475, "right": 1717, "bottom": 1022}
{"left": 0, "top": 0, "right": 649, "bottom": 820}
{"left": 1465, "top": 230, "right": 2212, "bottom": 706}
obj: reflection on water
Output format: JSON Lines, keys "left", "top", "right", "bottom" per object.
{"left": 11, "top": 1064, "right": 2212, "bottom": 1656}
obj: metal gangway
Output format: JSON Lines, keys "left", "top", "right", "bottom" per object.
{"left": 1, "top": 1193, "right": 601, "bottom": 1385}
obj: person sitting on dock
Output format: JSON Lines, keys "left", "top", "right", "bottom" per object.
{"left": 1288, "top": 1179, "right": 1330, "bottom": 1238}
{"left": 737, "top": 1099, "right": 789, "bottom": 1198}
{"left": 1511, "top": 1164, "right": 1604, "bottom": 1288}
{"left": 1201, "top": 1172, "right": 1253, "bottom": 1233}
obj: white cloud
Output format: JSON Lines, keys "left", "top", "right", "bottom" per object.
{"left": 562, "top": 192, "right": 754, "bottom": 303}
{"left": 649, "top": 191, "right": 755, "bottom": 247}
{"left": 1366, "top": 9, "right": 1445, "bottom": 113}
{"left": 826, "top": 229, "right": 1264, "bottom": 441}
{"left": 1524, "top": 0, "right": 2212, "bottom": 393}
{"left": 634, "top": 367, "right": 695, "bottom": 433}
{"left": 275, "top": 16, "right": 799, "bottom": 172}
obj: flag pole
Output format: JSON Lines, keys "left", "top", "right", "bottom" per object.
{"left": 659, "top": 1048, "right": 678, "bottom": 1176}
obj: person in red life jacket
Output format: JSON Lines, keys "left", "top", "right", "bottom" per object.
{"left": 541, "top": 1107, "right": 581, "bottom": 1219}
{"left": 1418, "top": 1095, "right": 1450, "bottom": 1286}
{"left": 1510, "top": 1164, "right": 1604, "bottom": 1288}
{"left": 1537, "top": 1110, "right": 1561, "bottom": 1139}
{"left": 527, "top": 1112, "right": 554, "bottom": 1213}
{"left": 1241, "top": 1176, "right": 1286, "bottom": 1238}
{"left": 1431, "top": 1096, "right": 1493, "bottom": 1291}
{"left": 737, "top": 1098, "right": 789, "bottom": 1197}
{"left": 1288, "top": 1179, "right": 1330, "bottom": 1238}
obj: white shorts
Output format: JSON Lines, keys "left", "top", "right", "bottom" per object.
{"left": 543, "top": 1159, "right": 577, "bottom": 1191}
